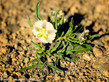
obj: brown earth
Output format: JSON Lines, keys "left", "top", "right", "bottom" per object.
{"left": 0, "top": 0, "right": 109, "bottom": 81}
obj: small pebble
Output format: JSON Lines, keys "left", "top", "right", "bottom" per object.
{"left": 82, "top": 54, "right": 91, "bottom": 61}
{"left": 93, "top": 47, "right": 103, "bottom": 57}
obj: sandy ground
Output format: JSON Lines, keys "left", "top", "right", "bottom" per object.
{"left": 0, "top": 0, "right": 109, "bottom": 81}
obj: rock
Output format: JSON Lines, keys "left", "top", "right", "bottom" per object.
{"left": 8, "top": 76, "right": 13, "bottom": 79}
{"left": 1, "top": 47, "right": 7, "bottom": 54}
{"left": 93, "top": 40, "right": 104, "bottom": 46}
{"left": 93, "top": 56, "right": 109, "bottom": 77}
{"left": 82, "top": 54, "right": 91, "bottom": 61}
{"left": 12, "top": 58, "right": 17, "bottom": 63}
{"left": 3, "top": 71, "right": 8, "bottom": 78}
{"left": 24, "top": 58, "right": 29, "bottom": 63}
{"left": 70, "top": 62, "right": 75, "bottom": 66}
{"left": 65, "top": 79, "right": 70, "bottom": 82}
{"left": 101, "top": 35, "right": 109, "bottom": 51}
{"left": 16, "top": 72, "right": 21, "bottom": 76}
{"left": 93, "top": 47, "right": 103, "bottom": 57}
{"left": 54, "top": 76, "right": 60, "bottom": 81}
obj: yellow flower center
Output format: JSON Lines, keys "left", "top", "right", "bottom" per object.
{"left": 59, "top": 10, "right": 62, "bottom": 14}
{"left": 37, "top": 28, "right": 48, "bottom": 38}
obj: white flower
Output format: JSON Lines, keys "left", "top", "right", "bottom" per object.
{"left": 32, "top": 20, "right": 57, "bottom": 43}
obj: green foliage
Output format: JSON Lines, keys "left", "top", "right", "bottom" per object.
{"left": 50, "top": 40, "right": 61, "bottom": 53}
{"left": 47, "top": 63, "right": 62, "bottom": 73}
{"left": 27, "top": 15, "right": 33, "bottom": 27}
{"left": 66, "top": 44, "right": 73, "bottom": 55}
{"left": 31, "top": 41, "right": 42, "bottom": 49}
{"left": 65, "top": 18, "right": 73, "bottom": 36}
{"left": 64, "top": 57, "right": 79, "bottom": 62}
{"left": 19, "top": 0, "right": 101, "bottom": 76}
{"left": 88, "top": 34, "right": 101, "bottom": 40}
{"left": 36, "top": 0, "right": 41, "bottom": 20}
{"left": 19, "top": 64, "right": 41, "bottom": 72}
{"left": 73, "top": 44, "right": 93, "bottom": 54}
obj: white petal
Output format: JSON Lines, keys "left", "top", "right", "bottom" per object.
{"left": 39, "top": 37, "right": 48, "bottom": 43}
{"left": 45, "top": 22, "right": 54, "bottom": 31}
{"left": 48, "top": 33, "right": 56, "bottom": 42}
{"left": 32, "top": 29, "right": 39, "bottom": 38}
{"left": 34, "top": 21, "right": 43, "bottom": 29}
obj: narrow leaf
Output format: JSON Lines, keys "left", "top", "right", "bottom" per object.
{"left": 59, "top": 13, "right": 64, "bottom": 25}
{"left": 76, "top": 26, "right": 84, "bottom": 33}
{"left": 54, "top": 52, "right": 63, "bottom": 59}
{"left": 47, "top": 63, "right": 62, "bottom": 72}
{"left": 50, "top": 40, "right": 61, "bottom": 53}
{"left": 89, "top": 34, "right": 101, "bottom": 40}
{"left": 50, "top": 12, "right": 53, "bottom": 22}
{"left": 27, "top": 15, "right": 33, "bottom": 27}
{"left": 55, "top": 57, "right": 59, "bottom": 66}
{"left": 29, "top": 48, "right": 41, "bottom": 51}
{"left": 36, "top": 0, "right": 41, "bottom": 20}
{"left": 31, "top": 41, "right": 42, "bottom": 49}
{"left": 41, "top": 69, "right": 45, "bottom": 76}
{"left": 19, "top": 64, "right": 41, "bottom": 72}
{"left": 36, "top": 54, "right": 43, "bottom": 64}
{"left": 53, "top": 10, "right": 60, "bottom": 22}
{"left": 31, "top": 59, "right": 38, "bottom": 63}
{"left": 66, "top": 44, "right": 73, "bottom": 55}
{"left": 73, "top": 44, "right": 93, "bottom": 54}
{"left": 64, "top": 57, "right": 79, "bottom": 62}
{"left": 58, "top": 41, "right": 68, "bottom": 53}
{"left": 70, "top": 57, "right": 79, "bottom": 62}
{"left": 61, "top": 31, "right": 64, "bottom": 37}
{"left": 65, "top": 18, "right": 73, "bottom": 36}
{"left": 54, "top": 10, "right": 60, "bottom": 29}
{"left": 73, "top": 25, "right": 78, "bottom": 32}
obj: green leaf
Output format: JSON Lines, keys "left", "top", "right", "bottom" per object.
{"left": 50, "top": 40, "right": 61, "bottom": 53}
{"left": 60, "top": 31, "right": 64, "bottom": 37}
{"left": 53, "top": 10, "right": 60, "bottom": 22}
{"left": 64, "top": 57, "right": 70, "bottom": 61}
{"left": 59, "top": 13, "right": 64, "bottom": 25}
{"left": 65, "top": 18, "right": 73, "bottom": 36}
{"left": 73, "top": 25, "right": 78, "bottom": 32}
{"left": 31, "top": 59, "right": 38, "bottom": 63}
{"left": 64, "top": 57, "right": 79, "bottom": 62}
{"left": 50, "top": 12, "right": 53, "bottom": 22}
{"left": 36, "top": 0, "right": 41, "bottom": 20}
{"left": 47, "top": 63, "right": 62, "bottom": 72}
{"left": 89, "top": 34, "right": 101, "bottom": 40}
{"left": 76, "top": 26, "right": 84, "bottom": 33}
{"left": 41, "top": 69, "right": 45, "bottom": 76}
{"left": 31, "top": 41, "right": 42, "bottom": 49}
{"left": 73, "top": 44, "right": 93, "bottom": 54}
{"left": 27, "top": 15, "right": 33, "bottom": 27}
{"left": 54, "top": 52, "right": 63, "bottom": 59}
{"left": 70, "top": 57, "right": 79, "bottom": 62}
{"left": 58, "top": 41, "right": 68, "bottom": 53}
{"left": 68, "top": 38, "right": 85, "bottom": 44}
{"left": 54, "top": 10, "right": 60, "bottom": 29}
{"left": 29, "top": 48, "right": 41, "bottom": 51}
{"left": 66, "top": 44, "right": 73, "bottom": 55}
{"left": 19, "top": 64, "right": 41, "bottom": 72}
{"left": 55, "top": 57, "right": 59, "bottom": 66}
{"left": 36, "top": 54, "right": 43, "bottom": 64}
